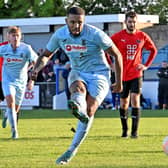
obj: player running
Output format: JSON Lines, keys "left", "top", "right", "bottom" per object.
{"left": 0, "top": 26, "right": 38, "bottom": 139}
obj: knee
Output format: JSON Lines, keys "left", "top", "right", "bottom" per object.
{"left": 6, "top": 96, "right": 15, "bottom": 108}
{"left": 120, "top": 100, "right": 129, "bottom": 109}
{"left": 70, "top": 81, "right": 86, "bottom": 94}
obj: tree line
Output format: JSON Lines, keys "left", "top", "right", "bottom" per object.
{"left": 0, "top": 0, "right": 167, "bottom": 24}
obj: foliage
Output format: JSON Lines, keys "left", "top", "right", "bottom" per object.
{"left": 0, "top": 0, "right": 167, "bottom": 24}
{"left": 65, "top": 0, "right": 168, "bottom": 24}
{"left": 0, "top": 0, "right": 66, "bottom": 18}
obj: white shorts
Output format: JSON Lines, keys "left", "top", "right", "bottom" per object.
{"left": 68, "top": 70, "right": 111, "bottom": 105}
{"left": 2, "top": 81, "right": 26, "bottom": 106}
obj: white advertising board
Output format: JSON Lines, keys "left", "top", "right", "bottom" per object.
{"left": 0, "top": 85, "right": 39, "bottom": 107}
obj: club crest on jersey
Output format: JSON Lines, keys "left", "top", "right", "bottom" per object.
{"left": 136, "top": 40, "right": 141, "bottom": 43}
{"left": 65, "top": 44, "right": 87, "bottom": 52}
{"left": 121, "top": 39, "right": 126, "bottom": 42}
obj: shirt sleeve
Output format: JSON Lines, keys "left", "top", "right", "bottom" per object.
{"left": 46, "top": 32, "right": 59, "bottom": 52}
{"left": 143, "top": 33, "right": 157, "bottom": 67}
{"left": 28, "top": 45, "right": 38, "bottom": 63}
{"left": 94, "top": 30, "right": 113, "bottom": 51}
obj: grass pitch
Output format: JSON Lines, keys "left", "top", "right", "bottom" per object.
{"left": 0, "top": 109, "right": 168, "bottom": 168}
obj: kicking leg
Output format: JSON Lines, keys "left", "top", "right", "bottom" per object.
{"left": 56, "top": 92, "right": 99, "bottom": 165}
{"left": 68, "top": 81, "right": 89, "bottom": 123}
{"left": 56, "top": 116, "right": 94, "bottom": 165}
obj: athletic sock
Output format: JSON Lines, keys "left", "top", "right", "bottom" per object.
{"left": 7, "top": 107, "right": 17, "bottom": 132}
{"left": 71, "top": 92, "right": 87, "bottom": 116}
{"left": 119, "top": 108, "right": 128, "bottom": 136}
{"left": 131, "top": 107, "right": 140, "bottom": 136}
{"left": 68, "top": 116, "right": 94, "bottom": 152}
{"left": 4, "top": 109, "right": 8, "bottom": 118}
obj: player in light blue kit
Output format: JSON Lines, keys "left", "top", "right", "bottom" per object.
{"left": 31, "top": 7, "right": 123, "bottom": 164}
{"left": 0, "top": 26, "right": 37, "bottom": 139}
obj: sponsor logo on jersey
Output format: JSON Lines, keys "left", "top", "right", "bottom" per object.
{"left": 65, "top": 44, "right": 87, "bottom": 52}
{"left": 127, "top": 44, "right": 137, "bottom": 60}
{"left": 7, "top": 58, "right": 23, "bottom": 62}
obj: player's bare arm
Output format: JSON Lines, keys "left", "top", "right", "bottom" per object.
{"left": 105, "top": 45, "right": 123, "bottom": 93}
{"left": 31, "top": 49, "right": 53, "bottom": 80}
{"left": 27, "top": 79, "right": 34, "bottom": 90}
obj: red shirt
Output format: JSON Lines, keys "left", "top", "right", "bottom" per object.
{"left": 0, "top": 41, "right": 8, "bottom": 81}
{"left": 111, "top": 29, "right": 157, "bottom": 81}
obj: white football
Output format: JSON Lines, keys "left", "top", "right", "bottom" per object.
{"left": 162, "top": 136, "right": 168, "bottom": 155}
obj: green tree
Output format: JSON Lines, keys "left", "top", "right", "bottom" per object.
{"left": 0, "top": 0, "right": 167, "bottom": 24}
{"left": 65, "top": 0, "right": 168, "bottom": 24}
{"left": 0, "top": 0, "right": 66, "bottom": 18}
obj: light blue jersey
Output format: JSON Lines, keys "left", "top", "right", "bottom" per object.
{"left": 0, "top": 42, "right": 38, "bottom": 86}
{"left": 47, "top": 24, "right": 113, "bottom": 104}
{"left": 0, "top": 42, "right": 37, "bottom": 104}
{"left": 47, "top": 24, "right": 113, "bottom": 73}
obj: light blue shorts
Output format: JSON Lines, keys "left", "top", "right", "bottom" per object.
{"left": 2, "top": 81, "right": 26, "bottom": 106}
{"left": 68, "top": 70, "right": 111, "bottom": 105}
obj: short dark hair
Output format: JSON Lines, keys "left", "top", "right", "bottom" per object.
{"left": 67, "top": 6, "right": 85, "bottom": 16}
{"left": 125, "top": 11, "right": 137, "bottom": 20}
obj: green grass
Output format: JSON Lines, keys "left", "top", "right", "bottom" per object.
{"left": 0, "top": 109, "right": 168, "bottom": 168}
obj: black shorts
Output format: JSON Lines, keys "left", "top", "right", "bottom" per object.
{"left": 0, "top": 81, "right": 4, "bottom": 101}
{"left": 120, "top": 77, "right": 142, "bottom": 98}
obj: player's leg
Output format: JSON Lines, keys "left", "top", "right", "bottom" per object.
{"left": 120, "top": 97, "right": 130, "bottom": 137}
{"left": 130, "top": 93, "right": 140, "bottom": 138}
{"left": 15, "top": 85, "right": 26, "bottom": 124}
{"left": 130, "top": 77, "right": 142, "bottom": 138}
{"left": 0, "top": 81, "right": 8, "bottom": 128}
{"left": 56, "top": 115, "right": 94, "bottom": 165}
{"left": 68, "top": 81, "right": 89, "bottom": 123}
{"left": 56, "top": 80, "right": 90, "bottom": 164}
{"left": 66, "top": 70, "right": 89, "bottom": 123}
{"left": 2, "top": 83, "right": 18, "bottom": 138}
{"left": 164, "top": 87, "right": 168, "bottom": 109}
{"left": 119, "top": 81, "right": 130, "bottom": 137}
{"left": 56, "top": 72, "right": 110, "bottom": 165}
{"left": 15, "top": 104, "right": 21, "bottom": 124}
{"left": 5, "top": 94, "right": 18, "bottom": 139}
{"left": 2, "top": 109, "right": 8, "bottom": 128}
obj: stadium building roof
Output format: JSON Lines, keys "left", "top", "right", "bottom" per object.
{"left": 0, "top": 14, "right": 159, "bottom": 27}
